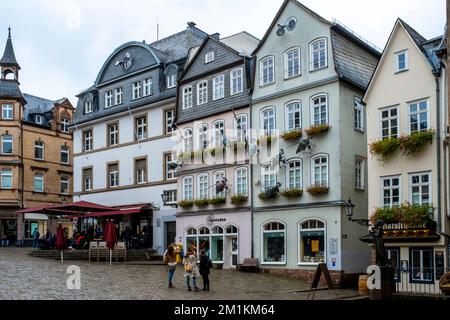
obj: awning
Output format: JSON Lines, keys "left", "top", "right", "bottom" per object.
{"left": 360, "top": 230, "right": 441, "bottom": 243}
{"left": 82, "top": 208, "right": 142, "bottom": 218}
{"left": 15, "top": 201, "right": 114, "bottom": 215}
{"left": 24, "top": 213, "right": 48, "bottom": 221}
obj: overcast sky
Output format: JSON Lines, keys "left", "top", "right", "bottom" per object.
{"left": 0, "top": 0, "right": 445, "bottom": 104}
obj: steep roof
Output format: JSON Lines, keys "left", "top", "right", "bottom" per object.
{"left": 0, "top": 28, "right": 20, "bottom": 68}
{"left": 22, "top": 93, "right": 56, "bottom": 120}
{"left": 399, "top": 19, "right": 427, "bottom": 48}
{"left": 0, "top": 79, "right": 24, "bottom": 101}
{"left": 220, "top": 31, "right": 260, "bottom": 57}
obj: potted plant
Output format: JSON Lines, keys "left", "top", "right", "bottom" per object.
{"left": 306, "top": 185, "right": 329, "bottom": 195}
{"left": 280, "top": 129, "right": 302, "bottom": 141}
{"left": 305, "top": 124, "right": 331, "bottom": 137}
{"left": 207, "top": 197, "right": 226, "bottom": 205}
{"left": 280, "top": 188, "right": 303, "bottom": 198}
{"left": 231, "top": 194, "right": 248, "bottom": 205}
{"left": 193, "top": 199, "right": 209, "bottom": 207}
{"left": 178, "top": 200, "right": 194, "bottom": 209}
{"left": 369, "top": 137, "right": 401, "bottom": 161}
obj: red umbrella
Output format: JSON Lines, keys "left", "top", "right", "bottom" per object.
{"left": 56, "top": 223, "right": 66, "bottom": 262}
{"left": 104, "top": 219, "right": 110, "bottom": 241}
{"left": 105, "top": 220, "right": 117, "bottom": 266}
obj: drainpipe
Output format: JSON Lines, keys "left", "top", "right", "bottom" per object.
{"left": 248, "top": 57, "right": 255, "bottom": 259}
{"left": 433, "top": 70, "right": 442, "bottom": 236}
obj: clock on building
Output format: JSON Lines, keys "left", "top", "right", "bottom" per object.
{"left": 123, "top": 52, "right": 133, "bottom": 70}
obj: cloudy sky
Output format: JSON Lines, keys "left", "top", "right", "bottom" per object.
{"left": 0, "top": 0, "right": 445, "bottom": 104}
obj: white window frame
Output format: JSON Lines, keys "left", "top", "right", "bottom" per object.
{"left": 230, "top": 68, "right": 243, "bottom": 95}
{"left": 213, "top": 171, "right": 226, "bottom": 198}
{"left": 135, "top": 160, "right": 147, "bottom": 185}
{"left": 34, "top": 173, "right": 44, "bottom": 193}
{"left": 182, "top": 85, "right": 193, "bottom": 110}
{"left": 60, "top": 146, "right": 69, "bottom": 164}
{"left": 108, "top": 123, "right": 119, "bottom": 146}
{"left": 2, "top": 104, "right": 13, "bottom": 119}
{"left": 135, "top": 116, "right": 147, "bottom": 140}
{"left": 286, "top": 159, "right": 302, "bottom": 190}
{"left": 213, "top": 74, "right": 225, "bottom": 101}
{"left": 1, "top": 169, "right": 12, "bottom": 189}
{"left": 84, "top": 101, "right": 93, "bottom": 114}
{"left": 285, "top": 101, "right": 301, "bottom": 131}
{"left": 261, "top": 107, "right": 276, "bottom": 136}
{"left": 143, "top": 78, "right": 152, "bottom": 96}
{"left": 311, "top": 154, "right": 329, "bottom": 187}
{"left": 212, "top": 120, "right": 225, "bottom": 148}
{"left": 261, "top": 164, "right": 276, "bottom": 192}
{"left": 165, "top": 190, "right": 177, "bottom": 204}
{"left": 182, "top": 176, "right": 194, "bottom": 201}
{"left": 84, "top": 169, "right": 92, "bottom": 192}
{"left": 167, "top": 74, "right": 176, "bottom": 89}
{"left": 114, "top": 87, "right": 123, "bottom": 105}
{"left": 310, "top": 94, "right": 328, "bottom": 126}
{"left": 309, "top": 38, "right": 328, "bottom": 71}
{"left": 205, "top": 51, "right": 215, "bottom": 63}
{"left": 408, "top": 100, "right": 430, "bottom": 134}
{"left": 105, "top": 90, "right": 113, "bottom": 108}
{"left": 109, "top": 165, "right": 119, "bottom": 188}
{"left": 35, "top": 115, "right": 43, "bottom": 125}
{"left": 60, "top": 176, "right": 69, "bottom": 195}
{"left": 409, "top": 172, "right": 432, "bottom": 205}
{"left": 1, "top": 135, "right": 13, "bottom": 154}
{"left": 380, "top": 106, "right": 399, "bottom": 139}
{"left": 355, "top": 156, "right": 365, "bottom": 190}
{"left": 165, "top": 109, "right": 175, "bottom": 134}
{"left": 395, "top": 50, "right": 408, "bottom": 72}
{"left": 234, "top": 167, "right": 248, "bottom": 196}
{"left": 197, "top": 81, "right": 208, "bottom": 105}
{"left": 298, "top": 219, "right": 326, "bottom": 265}
{"left": 197, "top": 173, "right": 209, "bottom": 200}
{"left": 354, "top": 97, "right": 364, "bottom": 132}
{"left": 61, "top": 118, "right": 70, "bottom": 133}
{"left": 381, "top": 175, "right": 401, "bottom": 208}
{"left": 83, "top": 130, "right": 93, "bottom": 151}
{"left": 34, "top": 141, "right": 44, "bottom": 160}
{"left": 284, "top": 47, "right": 301, "bottom": 79}
{"left": 182, "top": 128, "right": 193, "bottom": 153}
{"left": 198, "top": 124, "right": 209, "bottom": 150}
{"left": 132, "top": 81, "right": 142, "bottom": 100}
{"left": 234, "top": 114, "right": 248, "bottom": 142}
{"left": 261, "top": 221, "right": 286, "bottom": 265}
{"left": 259, "top": 56, "right": 275, "bottom": 86}
{"left": 165, "top": 154, "right": 176, "bottom": 181}
{"left": 410, "top": 248, "right": 434, "bottom": 283}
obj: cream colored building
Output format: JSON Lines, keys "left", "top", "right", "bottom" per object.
{"left": 363, "top": 19, "right": 449, "bottom": 292}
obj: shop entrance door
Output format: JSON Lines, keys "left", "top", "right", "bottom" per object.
{"left": 225, "top": 236, "right": 238, "bottom": 268}
{"left": 165, "top": 222, "right": 176, "bottom": 248}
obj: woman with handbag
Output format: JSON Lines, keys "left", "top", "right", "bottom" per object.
{"left": 184, "top": 250, "right": 201, "bottom": 292}
{"left": 163, "top": 244, "right": 178, "bottom": 288}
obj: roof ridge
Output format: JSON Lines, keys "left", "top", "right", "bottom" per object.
{"left": 398, "top": 18, "right": 427, "bottom": 45}
{"left": 150, "top": 26, "right": 208, "bottom": 46}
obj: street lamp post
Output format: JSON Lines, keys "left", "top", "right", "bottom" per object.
{"left": 344, "top": 198, "right": 370, "bottom": 226}
{"left": 161, "top": 191, "right": 178, "bottom": 208}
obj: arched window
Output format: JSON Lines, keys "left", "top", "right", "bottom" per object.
{"left": 225, "top": 225, "right": 238, "bottom": 234}
{"left": 182, "top": 85, "right": 193, "bottom": 110}
{"left": 34, "top": 140, "right": 44, "bottom": 160}
{"left": 309, "top": 38, "right": 327, "bottom": 71}
{"left": 262, "top": 221, "right": 286, "bottom": 264}
{"left": 311, "top": 154, "right": 329, "bottom": 187}
{"left": 310, "top": 94, "right": 328, "bottom": 126}
{"left": 197, "top": 174, "right": 209, "bottom": 200}
{"left": 182, "top": 176, "right": 193, "bottom": 201}
{"left": 299, "top": 219, "right": 326, "bottom": 263}
{"left": 1, "top": 135, "right": 13, "bottom": 154}
{"left": 213, "top": 171, "right": 226, "bottom": 198}
{"left": 186, "top": 227, "right": 197, "bottom": 235}
{"left": 230, "top": 68, "right": 243, "bottom": 95}
{"left": 260, "top": 107, "right": 275, "bottom": 136}
{"left": 198, "top": 226, "right": 211, "bottom": 257}
{"left": 285, "top": 101, "right": 301, "bottom": 131}
{"left": 198, "top": 226, "right": 210, "bottom": 235}
{"left": 212, "top": 120, "right": 225, "bottom": 148}
{"left": 212, "top": 226, "right": 223, "bottom": 234}
{"left": 197, "top": 80, "right": 208, "bottom": 105}
{"left": 261, "top": 164, "right": 276, "bottom": 192}
{"left": 213, "top": 74, "right": 225, "bottom": 101}
{"left": 234, "top": 167, "right": 248, "bottom": 196}
{"left": 197, "top": 124, "right": 209, "bottom": 150}
{"left": 286, "top": 159, "right": 302, "bottom": 190}
{"left": 61, "top": 146, "right": 69, "bottom": 164}
{"left": 182, "top": 128, "right": 193, "bottom": 152}
{"left": 259, "top": 56, "right": 275, "bottom": 86}
{"left": 234, "top": 114, "right": 248, "bottom": 142}
{"left": 284, "top": 47, "right": 301, "bottom": 78}
{"left": 185, "top": 227, "right": 198, "bottom": 256}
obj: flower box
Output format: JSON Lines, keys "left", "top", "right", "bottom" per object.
{"left": 370, "top": 203, "right": 434, "bottom": 225}
{"left": 178, "top": 151, "right": 194, "bottom": 161}
{"left": 399, "top": 130, "right": 433, "bottom": 156}
{"left": 257, "top": 135, "right": 276, "bottom": 145}
{"left": 369, "top": 137, "right": 401, "bottom": 161}
{"left": 193, "top": 199, "right": 209, "bottom": 207}
{"left": 305, "top": 124, "right": 330, "bottom": 137}
{"left": 207, "top": 197, "right": 226, "bottom": 205}
{"left": 178, "top": 200, "right": 194, "bottom": 209}
{"left": 306, "top": 185, "right": 329, "bottom": 195}
{"left": 258, "top": 192, "right": 277, "bottom": 200}
{"left": 280, "top": 189, "right": 303, "bottom": 198}
{"left": 281, "top": 129, "right": 302, "bottom": 141}
{"left": 230, "top": 194, "right": 248, "bottom": 205}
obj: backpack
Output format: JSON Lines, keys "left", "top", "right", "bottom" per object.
{"left": 207, "top": 258, "right": 213, "bottom": 269}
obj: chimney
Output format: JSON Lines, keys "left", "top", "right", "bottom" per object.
{"left": 187, "top": 22, "right": 196, "bottom": 29}
{"left": 211, "top": 33, "right": 220, "bottom": 40}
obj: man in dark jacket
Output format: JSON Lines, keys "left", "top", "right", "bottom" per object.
{"left": 199, "top": 250, "right": 212, "bottom": 291}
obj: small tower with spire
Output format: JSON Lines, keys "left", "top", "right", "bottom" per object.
{"left": 0, "top": 27, "right": 20, "bottom": 82}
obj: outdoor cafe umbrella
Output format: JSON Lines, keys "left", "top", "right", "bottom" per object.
{"left": 56, "top": 223, "right": 66, "bottom": 263}
{"left": 105, "top": 219, "right": 117, "bottom": 266}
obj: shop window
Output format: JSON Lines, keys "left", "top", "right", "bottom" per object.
{"left": 226, "top": 225, "right": 238, "bottom": 234}
{"left": 262, "top": 221, "right": 286, "bottom": 264}
{"left": 386, "top": 248, "right": 400, "bottom": 281}
{"left": 410, "top": 247, "right": 434, "bottom": 283}
{"left": 299, "top": 219, "right": 325, "bottom": 263}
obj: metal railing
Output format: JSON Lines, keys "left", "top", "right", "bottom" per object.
{"left": 394, "top": 267, "right": 450, "bottom": 296}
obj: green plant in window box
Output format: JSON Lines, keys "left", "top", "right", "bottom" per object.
{"left": 229, "top": 141, "right": 247, "bottom": 152}
{"left": 257, "top": 135, "right": 276, "bottom": 146}
{"left": 306, "top": 185, "right": 329, "bottom": 195}
{"left": 178, "top": 151, "right": 194, "bottom": 161}
{"left": 231, "top": 194, "right": 248, "bottom": 205}
{"left": 280, "top": 129, "right": 302, "bottom": 141}
{"left": 399, "top": 130, "right": 434, "bottom": 156}
{"left": 280, "top": 188, "right": 303, "bottom": 198}
{"left": 194, "top": 149, "right": 207, "bottom": 159}
{"left": 258, "top": 191, "right": 277, "bottom": 200}
{"left": 370, "top": 203, "right": 434, "bottom": 225}
{"left": 193, "top": 199, "right": 209, "bottom": 207}
{"left": 178, "top": 200, "right": 194, "bottom": 209}
{"left": 207, "top": 197, "right": 226, "bottom": 205}
{"left": 369, "top": 137, "right": 401, "bottom": 161}
{"left": 305, "top": 124, "right": 331, "bottom": 137}
{"left": 208, "top": 147, "right": 225, "bottom": 157}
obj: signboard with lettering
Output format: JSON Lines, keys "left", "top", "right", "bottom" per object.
{"left": 206, "top": 215, "right": 226, "bottom": 226}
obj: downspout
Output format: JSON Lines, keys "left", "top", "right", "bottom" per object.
{"left": 248, "top": 55, "right": 255, "bottom": 259}
{"left": 433, "top": 70, "right": 442, "bottom": 236}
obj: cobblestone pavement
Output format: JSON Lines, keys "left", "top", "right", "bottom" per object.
{"left": 0, "top": 248, "right": 359, "bottom": 300}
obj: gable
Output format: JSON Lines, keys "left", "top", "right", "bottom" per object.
{"left": 181, "top": 38, "right": 242, "bottom": 81}
{"left": 96, "top": 43, "right": 160, "bottom": 86}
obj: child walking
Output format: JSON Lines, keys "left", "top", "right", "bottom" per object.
{"left": 184, "top": 251, "right": 201, "bottom": 292}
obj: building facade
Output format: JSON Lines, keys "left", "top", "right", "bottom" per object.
{"left": 72, "top": 23, "right": 207, "bottom": 254}
{"left": 0, "top": 29, "right": 74, "bottom": 245}
{"left": 364, "top": 19, "right": 449, "bottom": 291}
{"left": 250, "top": 0, "right": 380, "bottom": 283}
{"left": 174, "top": 32, "right": 259, "bottom": 268}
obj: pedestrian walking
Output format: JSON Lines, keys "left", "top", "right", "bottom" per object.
{"left": 32, "top": 227, "right": 40, "bottom": 250}
{"left": 163, "top": 244, "right": 178, "bottom": 288}
{"left": 199, "top": 250, "right": 212, "bottom": 291}
{"left": 124, "top": 226, "right": 132, "bottom": 249}
{"left": 184, "top": 251, "right": 200, "bottom": 292}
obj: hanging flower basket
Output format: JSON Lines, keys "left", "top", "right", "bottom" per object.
{"left": 194, "top": 199, "right": 209, "bottom": 207}
{"left": 207, "top": 197, "right": 226, "bottom": 205}
{"left": 281, "top": 129, "right": 302, "bottom": 141}
{"left": 280, "top": 188, "right": 303, "bottom": 198}
{"left": 305, "top": 124, "right": 331, "bottom": 137}
{"left": 231, "top": 194, "right": 248, "bottom": 205}
{"left": 306, "top": 185, "right": 329, "bottom": 195}
{"left": 178, "top": 200, "right": 194, "bottom": 209}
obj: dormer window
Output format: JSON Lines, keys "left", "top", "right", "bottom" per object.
{"left": 35, "top": 115, "right": 43, "bottom": 125}
{"left": 61, "top": 118, "right": 70, "bottom": 133}
{"left": 167, "top": 74, "right": 176, "bottom": 89}
{"left": 84, "top": 101, "right": 92, "bottom": 114}
{"left": 395, "top": 50, "right": 408, "bottom": 72}
{"left": 205, "top": 51, "right": 215, "bottom": 63}
{"left": 105, "top": 90, "right": 113, "bottom": 108}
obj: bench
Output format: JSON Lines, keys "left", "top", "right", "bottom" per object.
{"left": 439, "top": 272, "right": 450, "bottom": 296}
{"left": 240, "top": 258, "right": 258, "bottom": 272}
